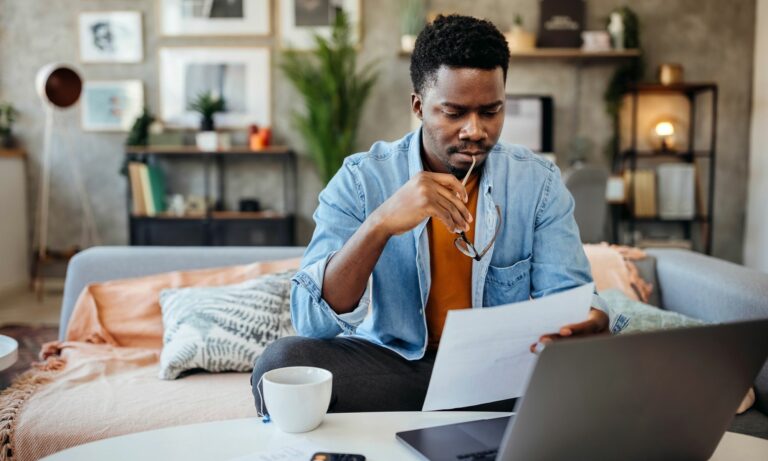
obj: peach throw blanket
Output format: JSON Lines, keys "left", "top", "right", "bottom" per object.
{"left": 0, "top": 258, "right": 300, "bottom": 461}
{"left": 66, "top": 258, "right": 302, "bottom": 347}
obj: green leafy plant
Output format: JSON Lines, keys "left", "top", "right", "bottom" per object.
{"left": 280, "top": 10, "right": 378, "bottom": 184}
{"left": 188, "top": 91, "right": 226, "bottom": 131}
{"left": 0, "top": 102, "right": 18, "bottom": 135}
{"left": 401, "top": 0, "right": 426, "bottom": 36}
{"left": 603, "top": 7, "right": 644, "bottom": 162}
{"left": 126, "top": 107, "right": 155, "bottom": 146}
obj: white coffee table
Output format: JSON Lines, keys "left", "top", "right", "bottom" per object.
{"left": 0, "top": 334, "right": 18, "bottom": 371}
{"left": 41, "top": 412, "right": 768, "bottom": 461}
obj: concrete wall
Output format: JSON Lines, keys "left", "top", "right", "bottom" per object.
{"left": 0, "top": 0, "right": 757, "bottom": 262}
{"left": 0, "top": 156, "right": 29, "bottom": 293}
{"left": 745, "top": 0, "right": 768, "bottom": 272}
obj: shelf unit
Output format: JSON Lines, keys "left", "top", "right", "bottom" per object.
{"left": 612, "top": 82, "right": 718, "bottom": 254}
{"left": 125, "top": 146, "right": 297, "bottom": 246}
{"left": 398, "top": 48, "right": 641, "bottom": 59}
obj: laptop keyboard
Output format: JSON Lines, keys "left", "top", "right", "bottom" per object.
{"left": 456, "top": 448, "right": 498, "bottom": 460}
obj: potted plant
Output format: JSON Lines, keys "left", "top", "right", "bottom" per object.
{"left": 505, "top": 14, "right": 535, "bottom": 52}
{"left": 400, "top": 0, "right": 425, "bottom": 52}
{"left": 280, "top": 10, "right": 378, "bottom": 184}
{"left": 189, "top": 91, "right": 225, "bottom": 132}
{"left": 0, "top": 102, "right": 19, "bottom": 148}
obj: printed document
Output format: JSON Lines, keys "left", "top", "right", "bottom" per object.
{"left": 422, "top": 283, "right": 595, "bottom": 411}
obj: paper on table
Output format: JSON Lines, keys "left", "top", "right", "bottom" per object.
{"left": 422, "top": 283, "right": 594, "bottom": 411}
{"left": 227, "top": 440, "right": 322, "bottom": 461}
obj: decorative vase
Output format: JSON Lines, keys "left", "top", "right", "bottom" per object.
{"left": 195, "top": 131, "right": 219, "bottom": 151}
{"left": 505, "top": 26, "right": 535, "bottom": 52}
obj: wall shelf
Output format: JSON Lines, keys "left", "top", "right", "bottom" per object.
{"left": 398, "top": 48, "right": 641, "bottom": 59}
{"left": 125, "top": 146, "right": 297, "bottom": 246}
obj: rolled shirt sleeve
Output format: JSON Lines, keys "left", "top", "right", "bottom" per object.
{"left": 531, "top": 164, "right": 606, "bottom": 312}
{"left": 290, "top": 160, "right": 372, "bottom": 338}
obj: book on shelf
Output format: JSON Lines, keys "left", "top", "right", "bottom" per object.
{"left": 626, "top": 169, "right": 657, "bottom": 217}
{"left": 128, "top": 162, "right": 146, "bottom": 216}
{"left": 657, "top": 164, "right": 695, "bottom": 220}
{"left": 127, "top": 162, "right": 166, "bottom": 216}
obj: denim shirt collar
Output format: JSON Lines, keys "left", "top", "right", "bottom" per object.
{"left": 407, "top": 127, "right": 499, "bottom": 309}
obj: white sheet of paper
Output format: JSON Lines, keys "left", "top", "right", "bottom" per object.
{"left": 228, "top": 440, "right": 322, "bottom": 461}
{"left": 422, "top": 283, "right": 595, "bottom": 411}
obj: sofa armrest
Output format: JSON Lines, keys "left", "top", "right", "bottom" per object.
{"left": 647, "top": 248, "right": 768, "bottom": 416}
{"left": 646, "top": 249, "right": 768, "bottom": 322}
{"left": 60, "top": 246, "right": 306, "bottom": 340}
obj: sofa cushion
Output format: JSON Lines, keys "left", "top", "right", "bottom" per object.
{"left": 158, "top": 271, "right": 296, "bottom": 379}
{"left": 632, "top": 255, "right": 660, "bottom": 308}
{"left": 601, "top": 289, "right": 704, "bottom": 334}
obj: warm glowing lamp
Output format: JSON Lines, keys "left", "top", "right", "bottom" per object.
{"left": 655, "top": 121, "right": 675, "bottom": 151}
{"left": 648, "top": 117, "right": 684, "bottom": 153}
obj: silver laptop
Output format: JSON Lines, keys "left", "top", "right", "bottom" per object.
{"left": 396, "top": 319, "right": 768, "bottom": 461}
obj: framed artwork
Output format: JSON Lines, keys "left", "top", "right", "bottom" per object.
{"left": 279, "top": 0, "right": 361, "bottom": 50}
{"left": 159, "top": 47, "right": 271, "bottom": 129}
{"left": 159, "top": 0, "right": 270, "bottom": 36}
{"left": 81, "top": 80, "right": 144, "bottom": 132}
{"left": 79, "top": 11, "right": 143, "bottom": 63}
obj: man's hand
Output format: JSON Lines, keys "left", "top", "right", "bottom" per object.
{"left": 370, "top": 171, "right": 472, "bottom": 237}
{"left": 529, "top": 308, "right": 609, "bottom": 353}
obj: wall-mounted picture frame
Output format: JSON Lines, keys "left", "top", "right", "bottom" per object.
{"left": 79, "top": 11, "right": 143, "bottom": 63}
{"left": 279, "top": 0, "right": 361, "bottom": 50}
{"left": 159, "top": 0, "right": 271, "bottom": 37}
{"left": 159, "top": 47, "right": 271, "bottom": 129}
{"left": 81, "top": 80, "right": 144, "bottom": 132}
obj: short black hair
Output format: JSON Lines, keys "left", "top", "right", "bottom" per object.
{"left": 410, "top": 14, "right": 510, "bottom": 94}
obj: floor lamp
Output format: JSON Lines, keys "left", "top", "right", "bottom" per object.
{"left": 32, "top": 64, "right": 100, "bottom": 296}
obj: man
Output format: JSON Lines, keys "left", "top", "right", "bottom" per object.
{"left": 252, "top": 14, "right": 607, "bottom": 413}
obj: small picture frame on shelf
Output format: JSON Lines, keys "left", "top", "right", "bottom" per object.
{"left": 159, "top": 0, "right": 271, "bottom": 37}
{"left": 279, "top": 0, "right": 361, "bottom": 50}
{"left": 606, "top": 175, "right": 626, "bottom": 204}
{"left": 79, "top": 11, "right": 143, "bottom": 63}
{"left": 159, "top": 47, "right": 271, "bottom": 129}
{"left": 81, "top": 80, "right": 144, "bottom": 132}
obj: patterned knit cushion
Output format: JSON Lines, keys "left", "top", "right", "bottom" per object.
{"left": 600, "top": 289, "right": 705, "bottom": 335}
{"left": 158, "top": 270, "right": 296, "bottom": 380}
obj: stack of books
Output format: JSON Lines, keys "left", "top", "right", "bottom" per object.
{"left": 127, "top": 162, "right": 166, "bottom": 216}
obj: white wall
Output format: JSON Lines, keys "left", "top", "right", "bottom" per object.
{"left": 0, "top": 156, "right": 30, "bottom": 293}
{"left": 745, "top": 0, "right": 768, "bottom": 272}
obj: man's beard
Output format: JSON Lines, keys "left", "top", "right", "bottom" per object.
{"left": 444, "top": 145, "right": 491, "bottom": 179}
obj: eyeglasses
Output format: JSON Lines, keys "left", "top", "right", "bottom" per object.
{"left": 454, "top": 205, "right": 502, "bottom": 261}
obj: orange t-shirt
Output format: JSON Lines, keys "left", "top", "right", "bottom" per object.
{"left": 425, "top": 172, "right": 480, "bottom": 349}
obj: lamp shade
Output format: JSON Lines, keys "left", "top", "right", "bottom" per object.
{"left": 35, "top": 63, "right": 82, "bottom": 108}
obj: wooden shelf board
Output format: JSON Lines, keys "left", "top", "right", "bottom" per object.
{"left": 619, "top": 150, "right": 712, "bottom": 159}
{"left": 126, "top": 146, "right": 292, "bottom": 156}
{"left": 131, "top": 211, "right": 289, "bottom": 220}
{"left": 625, "top": 82, "right": 717, "bottom": 94}
{"left": 399, "top": 48, "right": 640, "bottom": 59}
{"left": 0, "top": 148, "right": 25, "bottom": 158}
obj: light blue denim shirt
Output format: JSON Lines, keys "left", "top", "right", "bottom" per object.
{"left": 291, "top": 128, "right": 602, "bottom": 360}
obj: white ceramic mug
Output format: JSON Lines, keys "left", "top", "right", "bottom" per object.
{"left": 262, "top": 366, "right": 333, "bottom": 433}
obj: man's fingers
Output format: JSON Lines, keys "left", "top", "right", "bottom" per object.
{"left": 432, "top": 195, "right": 469, "bottom": 232}
{"left": 434, "top": 185, "right": 473, "bottom": 225}
{"left": 561, "top": 319, "right": 600, "bottom": 337}
{"left": 430, "top": 173, "right": 468, "bottom": 203}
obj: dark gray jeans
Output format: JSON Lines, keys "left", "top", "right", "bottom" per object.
{"left": 251, "top": 336, "right": 516, "bottom": 413}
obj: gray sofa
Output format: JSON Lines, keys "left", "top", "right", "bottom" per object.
{"left": 59, "top": 246, "right": 768, "bottom": 439}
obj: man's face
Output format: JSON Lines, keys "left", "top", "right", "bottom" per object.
{"left": 412, "top": 65, "right": 506, "bottom": 178}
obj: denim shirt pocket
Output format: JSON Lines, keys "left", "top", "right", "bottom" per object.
{"left": 484, "top": 256, "right": 532, "bottom": 306}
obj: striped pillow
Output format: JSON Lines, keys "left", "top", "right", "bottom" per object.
{"left": 158, "top": 270, "right": 296, "bottom": 380}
